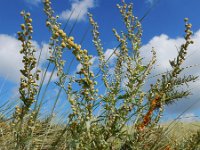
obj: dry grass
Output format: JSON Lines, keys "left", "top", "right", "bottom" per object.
{"left": 162, "top": 121, "right": 200, "bottom": 142}
{"left": 0, "top": 0, "right": 199, "bottom": 149}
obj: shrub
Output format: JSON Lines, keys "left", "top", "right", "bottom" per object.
{"left": 0, "top": 0, "right": 199, "bottom": 149}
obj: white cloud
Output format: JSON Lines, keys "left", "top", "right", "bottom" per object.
{"left": 0, "top": 34, "right": 57, "bottom": 83}
{"left": 60, "top": 0, "right": 96, "bottom": 22}
{"left": 141, "top": 34, "right": 183, "bottom": 72}
{"left": 76, "top": 56, "right": 97, "bottom": 72}
{"left": 40, "top": 69, "right": 58, "bottom": 85}
{"left": 179, "top": 113, "right": 199, "bottom": 122}
{"left": 104, "top": 49, "right": 118, "bottom": 63}
{"left": 140, "top": 29, "right": 200, "bottom": 114}
{"left": 0, "top": 34, "right": 23, "bottom": 82}
{"left": 74, "top": 30, "right": 200, "bottom": 115}
{"left": 141, "top": 30, "right": 200, "bottom": 73}
{"left": 76, "top": 48, "right": 118, "bottom": 73}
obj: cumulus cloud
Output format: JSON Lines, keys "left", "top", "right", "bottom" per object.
{"left": 140, "top": 29, "right": 200, "bottom": 114}
{"left": 74, "top": 30, "right": 200, "bottom": 115}
{"left": 141, "top": 34, "right": 183, "bottom": 72}
{"left": 141, "top": 30, "right": 200, "bottom": 76}
{"left": 60, "top": 0, "right": 96, "bottom": 22}
{"left": 104, "top": 49, "right": 118, "bottom": 64}
{"left": 0, "top": 34, "right": 57, "bottom": 83}
{"left": 0, "top": 34, "right": 23, "bottom": 82}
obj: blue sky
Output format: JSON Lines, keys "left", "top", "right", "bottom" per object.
{"left": 0, "top": 0, "right": 200, "bottom": 122}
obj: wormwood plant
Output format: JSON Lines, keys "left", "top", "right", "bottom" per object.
{"left": 0, "top": 0, "right": 199, "bottom": 149}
